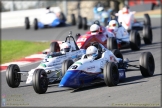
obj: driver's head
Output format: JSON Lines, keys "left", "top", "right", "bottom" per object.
{"left": 107, "top": 20, "right": 118, "bottom": 32}
{"left": 60, "top": 42, "right": 71, "bottom": 54}
{"left": 86, "top": 46, "right": 98, "bottom": 60}
{"left": 122, "top": 6, "right": 129, "bottom": 14}
{"left": 90, "top": 24, "right": 100, "bottom": 35}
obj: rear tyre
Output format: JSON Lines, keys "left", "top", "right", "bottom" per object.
{"left": 62, "top": 60, "right": 74, "bottom": 76}
{"left": 6, "top": 64, "right": 21, "bottom": 88}
{"left": 143, "top": 25, "right": 152, "bottom": 44}
{"left": 104, "top": 62, "right": 119, "bottom": 86}
{"left": 59, "top": 12, "right": 66, "bottom": 21}
{"left": 111, "top": 49, "right": 123, "bottom": 59}
{"left": 77, "top": 15, "right": 82, "bottom": 29}
{"left": 129, "top": 30, "right": 141, "bottom": 51}
{"left": 83, "top": 17, "right": 88, "bottom": 30}
{"left": 71, "top": 14, "right": 76, "bottom": 25}
{"left": 32, "top": 69, "right": 48, "bottom": 94}
{"left": 144, "top": 13, "right": 151, "bottom": 27}
{"left": 25, "top": 17, "right": 30, "bottom": 29}
{"left": 107, "top": 37, "right": 118, "bottom": 50}
{"left": 139, "top": 52, "right": 155, "bottom": 77}
{"left": 50, "top": 42, "right": 60, "bottom": 52}
{"left": 34, "top": 18, "right": 38, "bottom": 30}
{"left": 104, "top": 18, "right": 108, "bottom": 26}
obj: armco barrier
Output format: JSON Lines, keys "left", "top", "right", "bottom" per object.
{"left": 1, "top": 7, "right": 61, "bottom": 29}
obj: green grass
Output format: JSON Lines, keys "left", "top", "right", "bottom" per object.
{"left": 1, "top": 40, "right": 51, "bottom": 64}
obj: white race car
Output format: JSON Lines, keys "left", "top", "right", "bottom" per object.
{"left": 6, "top": 32, "right": 86, "bottom": 94}
{"left": 115, "top": 9, "right": 152, "bottom": 44}
{"left": 106, "top": 23, "right": 141, "bottom": 51}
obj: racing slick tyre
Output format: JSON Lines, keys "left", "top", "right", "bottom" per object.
{"left": 34, "top": 18, "right": 38, "bottom": 30}
{"left": 129, "top": 30, "right": 141, "bottom": 51}
{"left": 112, "top": 49, "right": 123, "bottom": 60}
{"left": 143, "top": 25, "right": 152, "bottom": 44}
{"left": 139, "top": 52, "right": 155, "bottom": 77}
{"left": 6, "top": 64, "right": 21, "bottom": 88}
{"left": 32, "top": 69, "right": 48, "bottom": 94}
{"left": 107, "top": 37, "right": 118, "bottom": 50}
{"left": 83, "top": 17, "right": 88, "bottom": 30}
{"left": 77, "top": 15, "right": 82, "bottom": 29}
{"left": 103, "top": 62, "right": 119, "bottom": 86}
{"left": 59, "top": 12, "right": 66, "bottom": 21}
{"left": 50, "top": 42, "right": 60, "bottom": 52}
{"left": 144, "top": 13, "right": 151, "bottom": 27}
{"left": 62, "top": 60, "right": 74, "bottom": 76}
{"left": 25, "top": 17, "right": 30, "bottom": 29}
{"left": 71, "top": 14, "right": 76, "bottom": 25}
{"left": 104, "top": 18, "right": 108, "bottom": 26}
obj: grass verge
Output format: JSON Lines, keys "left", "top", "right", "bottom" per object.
{"left": 1, "top": 40, "right": 51, "bottom": 64}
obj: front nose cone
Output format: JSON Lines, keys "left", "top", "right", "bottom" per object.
{"left": 59, "top": 70, "right": 80, "bottom": 88}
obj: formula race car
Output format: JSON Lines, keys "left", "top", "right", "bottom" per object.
{"left": 25, "top": 7, "right": 75, "bottom": 30}
{"left": 75, "top": 25, "right": 116, "bottom": 50}
{"left": 106, "top": 20, "right": 141, "bottom": 51}
{"left": 76, "top": 3, "right": 113, "bottom": 30}
{"left": 59, "top": 42, "right": 155, "bottom": 88}
{"left": 115, "top": 7, "right": 152, "bottom": 44}
{"left": 6, "top": 32, "right": 85, "bottom": 94}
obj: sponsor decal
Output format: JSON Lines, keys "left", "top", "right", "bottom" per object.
{"left": 87, "top": 66, "right": 95, "bottom": 71}
{"left": 77, "top": 38, "right": 87, "bottom": 42}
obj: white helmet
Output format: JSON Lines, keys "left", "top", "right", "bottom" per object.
{"left": 60, "top": 42, "right": 71, "bottom": 54}
{"left": 86, "top": 46, "right": 98, "bottom": 60}
{"left": 90, "top": 24, "right": 100, "bottom": 35}
{"left": 107, "top": 20, "right": 118, "bottom": 32}
{"left": 122, "top": 7, "right": 130, "bottom": 14}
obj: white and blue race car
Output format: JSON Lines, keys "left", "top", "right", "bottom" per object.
{"left": 5, "top": 32, "right": 86, "bottom": 94}
{"left": 59, "top": 42, "right": 155, "bottom": 89}
{"left": 25, "top": 7, "right": 68, "bottom": 30}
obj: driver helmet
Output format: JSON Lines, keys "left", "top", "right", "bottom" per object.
{"left": 90, "top": 24, "right": 100, "bottom": 35}
{"left": 60, "top": 42, "right": 71, "bottom": 54}
{"left": 97, "top": 6, "right": 104, "bottom": 12}
{"left": 122, "top": 6, "right": 130, "bottom": 14}
{"left": 107, "top": 20, "right": 119, "bottom": 33}
{"left": 86, "top": 46, "right": 98, "bottom": 60}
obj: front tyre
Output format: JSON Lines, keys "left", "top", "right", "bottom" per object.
{"left": 25, "top": 17, "right": 30, "bottom": 29}
{"left": 143, "top": 25, "right": 152, "bottom": 44}
{"left": 107, "top": 37, "right": 118, "bottom": 50}
{"left": 139, "top": 52, "right": 155, "bottom": 77}
{"left": 83, "top": 17, "right": 88, "bottom": 30}
{"left": 6, "top": 64, "right": 21, "bottom": 88}
{"left": 129, "top": 30, "right": 141, "bottom": 51}
{"left": 77, "top": 15, "right": 82, "bottom": 29}
{"left": 32, "top": 69, "right": 48, "bottom": 94}
{"left": 62, "top": 60, "right": 74, "bottom": 76}
{"left": 104, "top": 62, "right": 119, "bottom": 86}
{"left": 34, "top": 18, "right": 38, "bottom": 30}
{"left": 111, "top": 49, "right": 123, "bottom": 59}
{"left": 144, "top": 13, "right": 151, "bottom": 27}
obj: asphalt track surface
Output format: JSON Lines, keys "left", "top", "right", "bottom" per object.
{"left": 1, "top": 18, "right": 162, "bottom": 107}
